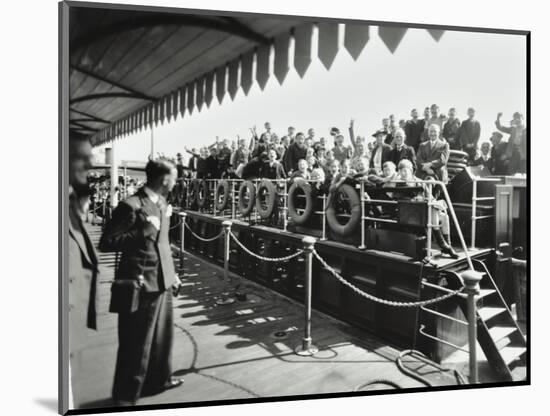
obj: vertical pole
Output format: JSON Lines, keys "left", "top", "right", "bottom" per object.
{"left": 109, "top": 143, "right": 118, "bottom": 209}
{"left": 123, "top": 163, "right": 128, "bottom": 199}
{"left": 178, "top": 212, "right": 187, "bottom": 272}
{"left": 213, "top": 180, "right": 218, "bottom": 216}
{"left": 462, "top": 269, "right": 482, "bottom": 384}
{"left": 217, "top": 220, "right": 236, "bottom": 305}
{"left": 321, "top": 194, "right": 327, "bottom": 241}
{"left": 359, "top": 181, "right": 366, "bottom": 249}
{"left": 150, "top": 125, "right": 155, "bottom": 159}
{"left": 471, "top": 179, "right": 477, "bottom": 250}
{"left": 231, "top": 181, "right": 236, "bottom": 219}
{"left": 426, "top": 182, "right": 433, "bottom": 258}
{"left": 283, "top": 181, "right": 288, "bottom": 231}
{"left": 295, "top": 236, "right": 319, "bottom": 356}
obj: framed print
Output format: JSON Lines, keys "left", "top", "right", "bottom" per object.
{"left": 60, "top": 1, "right": 529, "bottom": 414}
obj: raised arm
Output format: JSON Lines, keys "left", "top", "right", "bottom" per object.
{"left": 495, "top": 113, "right": 512, "bottom": 134}
{"left": 348, "top": 118, "right": 357, "bottom": 150}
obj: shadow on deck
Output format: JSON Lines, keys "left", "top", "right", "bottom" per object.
{"left": 73, "top": 224, "right": 462, "bottom": 411}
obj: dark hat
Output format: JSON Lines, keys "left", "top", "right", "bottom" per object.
{"left": 491, "top": 131, "right": 503, "bottom": 139}
{"left": 372, "top": 129, "right": 387, "bottom": 138}
{"left": 330, "top": 127, "right": 340, "bottom": 135}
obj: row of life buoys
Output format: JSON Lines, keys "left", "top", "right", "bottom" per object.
{"left": 188, "top": 179, "right": 362, "bottom": 238}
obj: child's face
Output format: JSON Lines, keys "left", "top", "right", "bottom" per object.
{"left": 298, "top": 160, "right": 308, "bottom": 172}
{"left": 383, "top": 165, "right": 394, "bottom": 177}
{"left": 481, "top": 143, "right": 490, "bottom": 155}
{"left": 329, "top": 162, "right": 340, "bottom": 175}
{"left": 356, "top": 161, "right": 366, "bottom": 173}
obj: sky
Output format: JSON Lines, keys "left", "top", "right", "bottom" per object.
{"left": 93, "top": 24, "right": 527, "bottom": 166}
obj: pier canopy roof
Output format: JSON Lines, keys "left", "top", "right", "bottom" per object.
{"left": 68, "top": 4, "right": 445, "bottom": 145}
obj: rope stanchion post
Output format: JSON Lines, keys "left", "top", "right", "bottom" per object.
{"left": 359, "top": 181, "right": 366, "bottom": 249}
{"left": 321, "top": 194, "right": 327, "bottom": 241}
{"left": 178, "top": 212, "right": 187, "bottom": 272}
{"left": 283, "top": 181, "right": 288, "bottom": 231}
{"left": 231, "top": 180, "right": 236, "bottom": 219}
{"left": 426, "top": 182, "right": 433, "bottom": 258}
{"left": 295, "top": 236, "right": 319, "bottom": 356}
{"left": 216, "top": 220, "right": 236, "bottom": 305}
{"left": 462, "top": 269, "right": 482, "bottom": 384}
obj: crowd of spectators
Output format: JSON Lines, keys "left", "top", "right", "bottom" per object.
{"left": 174, "top": 105, "right": 526, "bottom": 189}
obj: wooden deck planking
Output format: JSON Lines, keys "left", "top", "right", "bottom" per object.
{"left": 74, "top": 223, "right": 462, "bottom": 410}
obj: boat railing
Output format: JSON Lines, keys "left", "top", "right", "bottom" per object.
{"left": 470, "top": 177, "right": 501, "bottom": 249}
{"left": 176, "top": 177, "right": 475, "bottom": 269}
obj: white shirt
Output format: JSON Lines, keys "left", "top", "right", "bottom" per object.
{"left": 374, "top": 146, "right": 383, "bottom": 171}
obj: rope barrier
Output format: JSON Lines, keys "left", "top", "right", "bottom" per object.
{"left": 229, "top": 231, "right": 304, "bottom": 262}
{"left": 184, "top": 221, "right": 224, "bottom": 242}
{"left": 170, "top": 218, "right": 183, "bottom": 230}
{"left": 312, "top": 249, "right": 463, "bottom": 307}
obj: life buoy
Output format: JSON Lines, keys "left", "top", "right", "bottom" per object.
{"left": 238, "top": 180, "right": 256, "bottom": 216}
{"left": 256, "top": 180, "right": 278, "bottom": 219}
{"left": 215, "top": 180, "right": 231, "bottom": 212}
{"left": 326, "top": 184, "right": 362, "bottom": 238}
{"left": 287, "top": 180, "right": 315, "bottom": 225}
{"left": 447, "top": 161, "right": 468, "bottom": 170}
{"left": 196, "top": 179, "right": 209, "bottom": 209}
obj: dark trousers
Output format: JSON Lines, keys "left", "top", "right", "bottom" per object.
{"left": 112, "top": 290, "right": 173, "bottom": 402}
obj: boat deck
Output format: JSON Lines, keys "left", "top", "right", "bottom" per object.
{"left": 73, "top": 223, "right": 467, "bottom": 410}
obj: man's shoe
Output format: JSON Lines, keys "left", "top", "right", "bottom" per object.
{"left": 164, "top": 377, "right": 184, "bottom": 390}
{"left": 113, "top": 399, "right": 136, "bottom": 407}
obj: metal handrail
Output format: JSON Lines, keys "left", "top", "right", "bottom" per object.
{"left": 420, "top": 305, "right": 468, "bottom": 325}
{"left": 356, "top": 178, "right": 473, "bottom": 269}
{"left": 419, "top": 324, "right": 469, "bottom": 353}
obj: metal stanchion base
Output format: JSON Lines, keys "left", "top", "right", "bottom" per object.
{"left": 294, "top": 344, "right": 319, "bottom": 356}
{"left": 216, "top": 295, "right": 236, "bottom": 305}
{"left": 358, "top": 245, "right": 366, "bottom": 250}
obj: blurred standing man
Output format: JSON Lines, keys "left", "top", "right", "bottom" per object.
{"left": 284, "top": 132, "right": 308, "bottom": 173}
{"left": 404, "top": 108, "right": 424, "bottom": 152}
{"left": 260, "top": 121, "right": 278, "bottom": 142}
{"left": 99, "top": 159, "right": 183, "bottom": 406}
{"left": 441, "top": 108, "right": 461, "bottom": 150}
{"left": 496, "top": 111, "right": 527, "bottom": 174}
{"left": 457, "top": 107, "right": 481, "bottom": 161}
{"left": 68, "top": 135, "right": 99, "bottom": 407}
{"left": 489, "top": 131, "right": 508, "bottom": 175}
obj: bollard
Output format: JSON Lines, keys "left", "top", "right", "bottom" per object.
{"left": 295, "top": 236, "right": 319, "bottom": 356}
{"left": 216, "top": 220, "right": 236, "bottom": 305}
{"left": 178, "top": 212, "right": 187, "bottom": 272}
{"left": 461, "top": 269, "right": 483, "bottom": 384}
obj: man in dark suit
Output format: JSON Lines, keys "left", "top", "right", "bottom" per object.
{"left": 68, "top": 135, "right": 99, "bottom": 407}
{"left": 100, "top": 158, "right": 183, "bottom": 406}
{"left": 404, "top": 108, "right": 424, "bottom": 152}
{"left": 457, "top": 107, "right": 481, "bottom": 161}
{"left": 489, "top": 131, "right": 509, "bottom": 175}
{"left": 472, "top": 142, "right": 492, "bottom": 170}
{"left": 416, "top": 124, "right": 450, "bottom": 183}
{"left": 369, "top": 129, "right": 392, "bottom": 175}
{"left": 389, "top": 128, "right": 416, "bottom": 172}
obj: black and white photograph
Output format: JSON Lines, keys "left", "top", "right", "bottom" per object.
{"left": 58, "top": 0, "right": 531, "bottom": 414}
